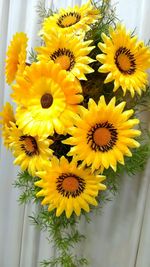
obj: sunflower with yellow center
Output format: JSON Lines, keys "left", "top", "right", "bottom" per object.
{"left": 8, "top": 123, "right": 53, "bottom": 176}
{"left": 41, "top": 0, "right": 100, "bottom": 37}
{"left": 0, "top": 103, "right": 16, "bottom": 148}
{"left": 13, "top": 61, "right": 83, "bottom": 137}
{"left": 5, "top": 32, "right": 28, "bottom": 84}
{"left": 35, "top": 156, "right": 106, "bottom": 218}
{"left": 36, "top": 33, "right": 95, "bottom": 80}
{"left": 63, "top": 96, "right": 141, "bottom": 172}
{"left": 97, "top": 24, "right": 150, "bottom": 97}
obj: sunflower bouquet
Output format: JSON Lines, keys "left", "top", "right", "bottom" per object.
{"left": 1, "top": 0, "right": 150, "bottom": 266}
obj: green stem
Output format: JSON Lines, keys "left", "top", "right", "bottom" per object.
{"left": 29, "top": 208, "right": 88, "bottom": 267}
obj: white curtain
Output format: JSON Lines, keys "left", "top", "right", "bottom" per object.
{"left": 0, "top": 0, "right": 150, "bottom": 266}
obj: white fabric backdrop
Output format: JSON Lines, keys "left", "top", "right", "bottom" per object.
{"left": 0, "top": 0, "right": 150, "bottom": 266}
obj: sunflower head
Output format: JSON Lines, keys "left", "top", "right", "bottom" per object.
{"left": 64, "top": 96, "right": 141, "bottom": 172}
{"left": 40, "top": 1, "right": 101, "bottom": 37}
{"left": 8, "top": 123, "right": 53, "bottom": 176}
{"left": 35, "top": 156, "right": 106, "bottom": 218}
{"left": 36, "top": 32, "right": 95, "bottom": 80}
{"left": 5, "top": 32, "right": 28, "bottom": 84}
{"left": 97, "top": 24, "right": 150, "bottom": 97}
{"left": 13, "top": 61, "right": 83, "bottom": 137}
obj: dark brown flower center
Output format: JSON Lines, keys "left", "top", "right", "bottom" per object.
{"left": 19, "top": 135, "right": 39, "bottom": 156}
{"left": 57, "top": 12, "right": 81, "bottom": 28}
{"left": 114, "top": 46, "right": 136, "bottom": 75}
{"left": 25, "top": 62, "right": 31, "bottom": 66}
{"left": 56, "top": 173, "right": 86, "bottom": 198}
{"left": 87, "top": 121, "right": 118, "bottom": 152}
{"left": 40, "top": 93, "right": 53, "bottom": 109}
{"left": 50, "top": 48, "right": 75, "bottom": 71}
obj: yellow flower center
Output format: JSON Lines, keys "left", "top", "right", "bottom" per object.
{"left": 117, "top": 54, "right": 131, "bottom": 71}
{"left": 56, "top": 173, "right": 86, "bottom": 197}
{"left": 114, "top": 47, "right": 136, "bottom": 75}
{"left": 87, "top": 121, "right": 118, "bottom": 152}
{"left": 62, "top": 15, "right": 77, "bottom": 27}
{"left": 93, "top": 127, "right": 111, "bottom": 146}
{"left": 24, "top": 137, "right": 35, "bottom": 152}
{"left": 51, "top": 48, "right": 75, "bottom": 71}
{"left": 62, "top": 177, "right": 79, "bottom": 192}
{"left": 57, "top": 12, "right": 81, "bottom": 28}
{"left": 20, "top": 135, "right": 38, "bottom": 156}
{"left": 40, "top": 93, "right": 53, "bottom": 109}
{"left": 55, "top": 55, "right": 71, "bottom": 70}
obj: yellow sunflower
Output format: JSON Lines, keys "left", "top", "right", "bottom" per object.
{"left": 36, "top": 33, "right": 95, "bottom": 80}
{"left": 63, "top": 96, "right": 141, "bottom": 172}
{"left": 97, "top": 24, "right": 150, "bottom": 97}
{"left": 5, "top": 32, "right": 28, "bottom": 84}
{"left": 41, "top": 0, "right": 101, "bottom": 37}
{"left": 8, "top": 123, "right": 53, "bottom": 176}
{"left": 13, "top": 61, "right": 83, "bottom": 137}
{"left": 35, "top": 156, "right": 106, "bottom": 218}
{"left": 0, "top": 103, "right": 16, "bottom": 148}
{"left": 0, "top": 102, "right": 15, "bottom": 127}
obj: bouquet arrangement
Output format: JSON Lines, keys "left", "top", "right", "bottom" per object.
{"left": 1, "top": 0, "right": 150, "bottom": 266}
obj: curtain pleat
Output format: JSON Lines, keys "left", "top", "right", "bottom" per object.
{"left": 0, "top": 0, "right": 10, "bottom": 115}
{"left": 0, "top": 1, "right": 150, "bottom": 266}
{"left": 135, "top": 168, "right": 150, "bottom": 267}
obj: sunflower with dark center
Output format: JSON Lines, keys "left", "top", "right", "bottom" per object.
{"left": 40, "top": 1, "right": 101, "bottom": 36}
{"left": 63, "top": 96, "right": 141, "bottom": 172}
{"left": 57, "top": 12, "right": 81, "bottom": 28}
{"left": 13, "top": 61, "right": 83, "bottom": 137}
{"left": 19, "top": 135, "right": 39, "bottom": 157}
{"left": 87, "top": 121, "right": 118, "bottom": 152}
{"left": 35, "top": 156, "right": 106, "bottom": 218}
{"left": 97, "top": 24, "right": 150, "bottom": 97}
{"left": 8, "top": 123, "right": 53, "bottom": 176}
{"left": 36, "top": 32, "right": 95, "bottom": 80}
{"left": 5, "top": 32, "right": 28, "bottom": 84}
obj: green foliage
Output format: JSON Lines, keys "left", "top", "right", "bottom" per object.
{"left": 124, "top": 144, "right": 150, "bottom": 175}
{"left": 86, "top": 0, "right": 117, "bottom": 50}
{"left": 28, "top": 48, "right": 38, "bottom": 63}
{"left": 29, "top": 208, "right": 87, "bottom": 267}
{"left": 36, "top": 1, "right": 57, "bottom": 23}
{"left": 36, "top": 1, "right": 56, "bottom": 23}
{"left": 13, "top": 171, "right": 39, "bottom": 204}
{"left": 41, "top": 256, "right": 88, "bottom": 267}
{"left": 126, "top": 87, "right": 150, "bottom": 112}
